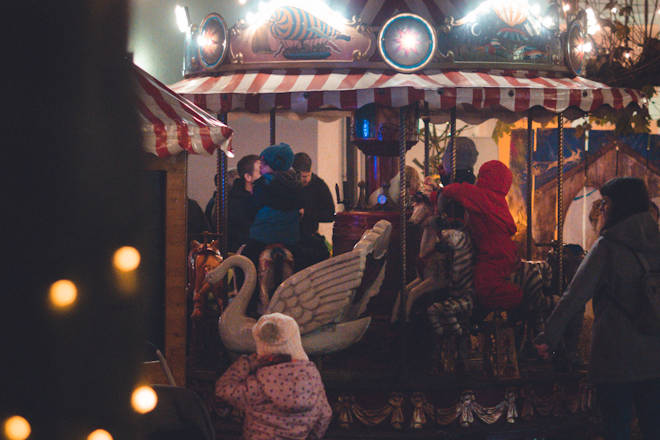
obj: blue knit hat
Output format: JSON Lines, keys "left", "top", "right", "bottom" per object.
{"left": 260, "top": 143, "right": 294, "bottom": 171}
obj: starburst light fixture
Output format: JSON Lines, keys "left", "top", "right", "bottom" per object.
{"left": 397, "top": 29, "right": 420, "bottom": 55}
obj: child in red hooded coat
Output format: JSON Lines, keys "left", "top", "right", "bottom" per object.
{"left": 441, "top": 160, "right": 522, "bottom": 310}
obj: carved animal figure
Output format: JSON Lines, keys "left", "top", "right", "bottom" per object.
{"left": 269, "top": 6, "right": 350, "bottom": 56}
{"left": 257, "top": 245, "right": 295, "bottom": 315}
{"left": 391, "top": 194, "right": 449, "bottom": 323}
{"left": 426, "top": 228, "right": 475, "bottom": 336}
{"left": 187, "top": 240, "right": 225, "bottom": 319}
{"left": 205, "top": 220, "right": 392, "bottom": 355}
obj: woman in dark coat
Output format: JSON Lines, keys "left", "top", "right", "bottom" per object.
{"left": 535, "top": 177, "right": 660, "bottom": 440}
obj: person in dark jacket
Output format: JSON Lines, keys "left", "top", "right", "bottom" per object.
{"left": 292, "top": 153, "right": 334, "bottom": 268}
{"left": 228, "top": 155, "right": 260, "bottom": 252}
{"left": 535, "top": 177, "right": 660, "bottom": 440}
{"left": 243, "top": 143, "right": 304, "bottom": 268}
{"left": 205, "top": 169, "right": 240, "bottom": 232}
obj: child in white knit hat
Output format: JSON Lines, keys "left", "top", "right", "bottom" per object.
{"left": 215, "top": 313, "right": 332, "bottom": 440}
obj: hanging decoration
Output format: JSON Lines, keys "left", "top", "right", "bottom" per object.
{"left": 353, "top": 103, "right": 419, "bottom": 156}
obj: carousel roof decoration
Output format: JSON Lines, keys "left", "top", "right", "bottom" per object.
{"left": 169, "top": 0, "right": 646, "bottom": 120}
{"left": 378, "top": 13, "right": 437, "bottom": 72}
{"left": 134, "top": 64, "right": 234, "bottom": 158}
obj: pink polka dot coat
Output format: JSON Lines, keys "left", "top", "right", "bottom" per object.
{"left": 216, "top": 354, "right": 332, "bottom": 439}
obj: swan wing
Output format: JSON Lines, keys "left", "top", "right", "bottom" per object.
{"left": 266, "top": 249, "right": 366, "bottom": 334}
{"left": 265, "top": 220, "right": 393, "bottom": 335}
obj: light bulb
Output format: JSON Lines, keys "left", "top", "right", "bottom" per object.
{"left": 113, "top": 247, "right": 141, "bottom": 272}
{"left": 175, "top": 5, "right": 190, "bottom": 33}
{"left": 131, "top": 386, "right": 158, "bottom": 414}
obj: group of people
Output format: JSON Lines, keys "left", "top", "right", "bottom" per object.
{"left": 214, "top": 137, "right": 660, "bottom": 440}
{"left": 205, "top": 143, "right": 335, "bottom": 272}
{"left": 425, "top": 138, "right": 660, "bottom": 439}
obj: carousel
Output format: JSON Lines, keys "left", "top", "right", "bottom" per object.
{"left": 163, "top": 0, "right": 647, "bottom": 437}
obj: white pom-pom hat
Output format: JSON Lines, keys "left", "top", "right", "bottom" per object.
{"left": 252, "top": 313, "right": 309, "bottom": 361}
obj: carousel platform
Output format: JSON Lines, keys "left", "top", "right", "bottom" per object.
{"left": 190, "top": 314, "right": 597, "bottom": 440}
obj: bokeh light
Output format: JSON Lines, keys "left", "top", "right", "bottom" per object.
{"left": 49, "top": 279, "right": 78, "bottom": 309}
{"left": 3, "top": 415, "right": 31, "bottom": 440}
{"left": 113, "top": 246, "right": 141, "bottom": 272}
{"left": 131, "top": 386, "right": 158, "bottom": 414}
{"left": 87, "top": 429, "right": 113, "bottom": 440}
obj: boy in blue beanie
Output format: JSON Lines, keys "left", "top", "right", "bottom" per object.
{"left": 242, "top": 143, "right": 304, "bottom": 281}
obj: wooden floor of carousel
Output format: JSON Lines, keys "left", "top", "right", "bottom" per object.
{"left": 193, "top": 309, "right": 599, "bottom": 440}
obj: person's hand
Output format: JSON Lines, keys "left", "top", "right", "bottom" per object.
{"left": 535, "top": 343, "right": 551, "bottom": 360}
{"left": 422, "top": 176, "right": 438, "bottom": 196}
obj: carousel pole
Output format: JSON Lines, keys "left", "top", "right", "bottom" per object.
{"left": 398, "top": 106, "right": 409, "bottom": 380}
{"left": 526, "top": 111, "right": 533, "bottom": 259}
{"left": 450, "top": 108, "right": 457, "bottom": 182}
{"left": 399, "top": 106, "right": 408, "bottom": 303}
{"left": 218, "top": 113, "right": 229, "bottom": 254}
{"left": 270, "top": 108, "right": 276, "bottom": 145}
{"left": 423, "top": 103, "right": 430, "bottom": 176}
{"left": 557, "top": 113, "right": 565, "bottom": 296}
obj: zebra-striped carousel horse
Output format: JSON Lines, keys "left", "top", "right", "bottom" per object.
{"left": 392, "top": 193, "right": 557, "bottom": 372}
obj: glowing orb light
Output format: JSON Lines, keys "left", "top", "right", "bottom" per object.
{"left": 378, "top": 13, "right": 436, "bottom": 72}
{"left": 113, "top": 247, "right": 141, "bottom": 272}
{"left": 398, "top": 29, "right": 420, "bottom": 54}
{"left": 3, "top": 416, "right": 31, "bottom": 440}
{"left": 87, "top": 429, "right": 113, "bottom": 440}
{"left": 377, "top": 194, "right": 387, "bottom": 205}
{"left": 49, "top": 279, "right": 78, "bottom": 309}
{"left": 198, "top": 13, "right": 228, "bottom": 69}
{"left": 131, "top": 386, "right": 158, "bottom": 414}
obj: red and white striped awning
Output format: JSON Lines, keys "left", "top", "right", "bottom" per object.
{"left": 135, "top": 64, "right": 234, "bottom": 158}
{"left": 170, "top": 69, "right": 644, "bottom": 119}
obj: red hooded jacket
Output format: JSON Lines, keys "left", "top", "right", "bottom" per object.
{"left": 442, "top": 160, "right": 522, "bottom": 309}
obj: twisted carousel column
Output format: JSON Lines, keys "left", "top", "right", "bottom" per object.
{"left": 270, "top": 108, "right": 276, "bottom": 145}
{"left": 218, "top": 113, "right": 229, "bottom": 254}
{"left": 526, "top": 111, "right": 533, "bottom": 259}
{"left": 450, "top": 108, "right": 457, "bottom": 182}
{"left": 423, "top": 103, "right": 430, "bottom": 176}
{"left": 556, "top": 113, "right": 564, "bottom": 297}
{"left": 399, "top": 106, "right": 409, "bottom": 379}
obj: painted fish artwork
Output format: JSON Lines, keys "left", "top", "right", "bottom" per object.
{"left": 446, "top": 0, "right": 560, "bottom": 65}
{"left": 252, "top": 6, "right": 351, "bottom": 59}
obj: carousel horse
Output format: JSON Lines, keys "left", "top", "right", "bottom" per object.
{"left": 390, "top": 193, "right": 450, "bottom": 323}
{"left": 187, "top": 239, "right": 227, "bottom": 367}
{"left": 187, "top": 240, "right": 226, "bottom": 319}
{"left": 389, "top": 193, "right": 554, "bottom": 346}
{"left": 202, "top": 220, "right": 393, "bottom": 355}
{"left": 257, "top": 245, "right": 295, "bottom": 315}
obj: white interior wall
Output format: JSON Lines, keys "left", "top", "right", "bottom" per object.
{"left": 405, "top": 120, "right": 499, "bottom": 178}
{"left": 187, "top": 114, "right": 318, "bottom": 214}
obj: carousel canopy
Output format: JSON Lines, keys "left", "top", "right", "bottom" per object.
{"left": 134, "top": 64, "right": 233, "bottom": 158}
{"left": 170, "top": 69, "right": 644, "bottom": 122}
